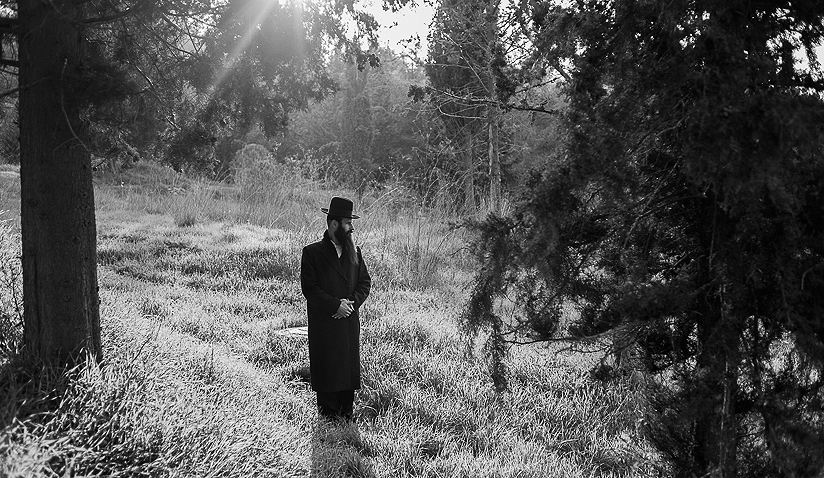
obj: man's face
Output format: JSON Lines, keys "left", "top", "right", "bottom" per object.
{"left": 334, "top": 218, "right": 354, "bottom": 243}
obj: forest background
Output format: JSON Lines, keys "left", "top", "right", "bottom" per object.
{"left": 1, "top": 0, "right": 824, "bottom": 477}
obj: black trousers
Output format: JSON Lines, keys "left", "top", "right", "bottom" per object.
{"left": 316, "top": 390, "right": 355, "bottom": 419}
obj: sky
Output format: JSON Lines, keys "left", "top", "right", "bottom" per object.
{"left": 360, "top": 1, "right": 435, "bottom": 55}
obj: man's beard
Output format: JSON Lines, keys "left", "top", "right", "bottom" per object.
{"left": 335, "top": 227, "right": 359, "bottom": 265}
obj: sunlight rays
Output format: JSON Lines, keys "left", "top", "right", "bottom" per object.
{"left": 210, "top": 0, "right": 282, "bottom": 94}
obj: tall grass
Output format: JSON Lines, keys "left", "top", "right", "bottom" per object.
{"left": 0, "top": 209, "right": 22, "bottom": 360}
{"left": 0, "top": 161, "right": 659, "bottom": 477}
{"left": 0, "top": 167, "right": 20, "bottom": 222}
{"left": 96, "top": 161, "right": 470, "bottom": 293}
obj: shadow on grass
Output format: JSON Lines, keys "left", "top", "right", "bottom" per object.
{"left": 0, "top": 356, "right": 68, "bottom": 431}
{"left": 0, "top": 355, "right": 167, "bottom": 476}
{"left": 311, "top": 417, "right": 376, "bottom": 478}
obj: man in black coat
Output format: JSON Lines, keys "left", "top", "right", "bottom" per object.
{"left": 300, "top": 197, "right": 371, "bottom": 420}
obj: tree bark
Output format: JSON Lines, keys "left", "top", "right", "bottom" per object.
{"left": 18, "top": 0, "right": 101, "bottom": 366}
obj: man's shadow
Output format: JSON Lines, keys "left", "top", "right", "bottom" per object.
{"left": 310, "top": 415, "right": 376, "bottom": 478}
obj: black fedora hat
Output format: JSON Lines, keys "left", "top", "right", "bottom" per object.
{"left": 321, "top": 196, "right": 360, "bottom": 219}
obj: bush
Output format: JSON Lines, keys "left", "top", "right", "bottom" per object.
{"left": 233, "top": 144, "right": 273, "bottom": 192}
{"left": 233, "top": 143, "right": 306, "bottom": 209}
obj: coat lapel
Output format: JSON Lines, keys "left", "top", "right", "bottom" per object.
{"left": 320, "top": 235, "right": 348, "bottom": 280}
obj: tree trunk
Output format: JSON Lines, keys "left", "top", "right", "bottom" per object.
{"left": 485, "top": 0, "right": 501, "bottom": 214}
{"left": 487, "top": 106, "right": 501, "bottom": 213}
{"left": 464, "top": 133, "right": 477, "bottom": 212}
{"left": 692, "top": 199, "right": 739, "bottom": 477}
{"left": 693, "top": 291, "right": 739, "bottom": 478}
{"left": 18, "top": 0, "right": 101, "bottom": 366}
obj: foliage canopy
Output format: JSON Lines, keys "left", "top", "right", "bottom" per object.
{"left": 1, "top": 0, "right": 382, "bottom": 173}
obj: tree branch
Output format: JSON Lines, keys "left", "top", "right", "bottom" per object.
{"left": 550, "top": 59, "right": 572, "bottom": 83}
{"left": 0, "top": 85, "right": 23, "bottom": 99}
{"left": 0, "top": 15, "right": 16, "bottom": 34}
{"left": 0, "top": 76, "right": 51, "bottom": 99}
{"left": 504, "top": 101, "right": 561, "bottom": 115}
{"left": 58, "top": 58, "right": 90, "bottom": 153}
{"left": 81, "top": 0, "right": 156, "bottom": 26}
{"left": 429, "top": 86, "right": 561, "bottom": 115}
{"left": 794, "top": 75, "right": 824, "bottom": 91}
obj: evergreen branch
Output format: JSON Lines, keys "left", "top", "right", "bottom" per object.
{"left": 512, "top": 76, "right": 562, "bottom": 95}
{"left": 550, "top": 59, "right": 572, "bottom": 83}
{"left": 801, "top": 262, "right": 824, "bottom": 290}
{"left": 81, "top": 0, "right": 156, "bottom": 26}
{"left": 0, "top": 77, "right": 47, "bottom": 99}
{"left": 792, "top": 75, "right": 824, "bottom": 91}
{"left": 159, "top": 11, "right": 213, "bottom": 41}
{"left": 0, "top": 15, "right": 16, "bottom": 33}
{"left": 497, "top": 327, "right": 616, "bottom": 353}
{"left": 57, "top": 58, "right": 90, "bottom": 154}
{"left": 0, "top": 85, "right": 22, "bottom": 99}
{"left": 136, "top": 14, "right": 202, "bottom": 59}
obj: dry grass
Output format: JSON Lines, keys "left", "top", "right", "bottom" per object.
{"left": 0, "top": 163, "right": 658, "bottom": 477}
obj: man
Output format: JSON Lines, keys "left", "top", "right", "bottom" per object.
{"left": 300, "top": 196, "right": 371, "bottom": 421}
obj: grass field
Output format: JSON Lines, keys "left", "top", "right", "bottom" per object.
{"left": 0, "top": 163, "right": 659, "bottom": 477}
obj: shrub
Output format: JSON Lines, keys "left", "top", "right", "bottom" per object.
{"left": 233, "top": 144, "right": 275, "bottom": 199}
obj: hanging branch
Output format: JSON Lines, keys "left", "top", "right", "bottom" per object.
{"left": 81, "top": 0, "right": 157, "bottom": 26}
{"left": 0, "top": 16, "right": 17, "bottom": 34}
{"left": 0, "top": 78, "right": 48, "bottom": 99}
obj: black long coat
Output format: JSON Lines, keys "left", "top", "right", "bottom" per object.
{"left": 300, "top": 233, "right": 371, "bottom": 392}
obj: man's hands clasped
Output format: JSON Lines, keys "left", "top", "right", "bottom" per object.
{"left": 332, "top": 299, "right": 355, "bottom": 319}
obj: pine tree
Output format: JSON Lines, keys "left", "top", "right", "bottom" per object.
{"left": 463, "top": 1, "right": 824, "bottom": 475}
